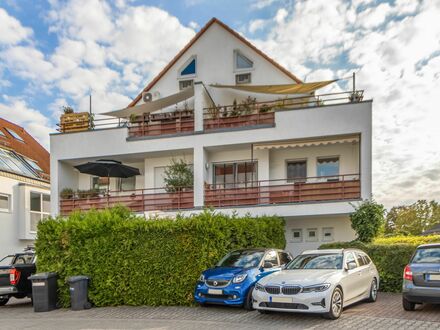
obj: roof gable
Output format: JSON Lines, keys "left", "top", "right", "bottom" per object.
{"left": 128, "top": 17, "right": 302, "bottom": 107}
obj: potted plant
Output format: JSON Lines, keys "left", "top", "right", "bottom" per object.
{"left": 163, "top": 159, "right": 194, "bottom": 193}
{"left": 59, "top": 105, "right": 90, "bottom": 132}
{"left": 60, "top": 188, "right": 75, "bottom": 199}
{"left": 259, "top": 104, "right": 272, "bottom": 113}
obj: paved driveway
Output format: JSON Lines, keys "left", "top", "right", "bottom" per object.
{"left": 0, "top": 293, "right": 439, "bottom": 329}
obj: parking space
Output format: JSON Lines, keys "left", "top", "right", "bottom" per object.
{"left": 0, "top": 293, "right": 439, "bottom": 330}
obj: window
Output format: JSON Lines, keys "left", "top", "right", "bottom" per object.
{"left": 0, "top": 255, "right": 13, "bottom": 266}
{"left": 345, "top": 252, "right": 357, "bottom": 268}
{"left": 119, "top": 176, "right": 136, "bottom": 191}
{"left": 0, "top": 148, "right": 38, "bottom": 178}
{"left": 0, "top": 194, "right": 10, "bottom": 212}
{"left": 179, "top": 79, "right": 194, "bottom": 90}
{"left": 236, "top": 73, "right": 251, "bottom": 84}
{"left": 13, "top": 254, "right": 34, "bottom": 265}
{"left": 287, "top": 160, "right": 307, "bottom": 182}
{"left": 91, "top": 177, "right": 108, "bottom": 191}
{"left": 25, "top": 159, "right": 43, "bottom": 172}
{"left": 0, "top": 130, "right": 5, "bottom": 137}
{"left": 291, "top": 228, "right": 303, "bottom": 243}
{"left": 5, "top": 128, "right": 24, "bottom": 142}
{"left": 213, "top": 161, "right": 257, "bottom": 188}
{"left": 263, "top": 250, "right": 279, "bottom": 267}
{"left": 278, "top": 252, "right": 292, "bottom": 266}
{"left": 355, "top": 252, "right": 367, "bottom": 266}
{"left": 322, "top": 227, "right": 334, "bottom": 242}
{"left": 235, "top": 51, "right": 253, "bottom": 70}
{"left": 317, "top": 157, "right": 339, "bottom": 179}
{"left": 306, "top": 228, "right": 318, "bottom": 242}
{"left": 180, "top": 57, "right": 196, "bottom": 76}
{"left": 30, "top": 192, "right": 50, "bottom": 233}
{"left": 363, "top": 254, "right": 371, "bottom": 264}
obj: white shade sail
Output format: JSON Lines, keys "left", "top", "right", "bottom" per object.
{"left": 254, "top": 136, "right": 359, "bottom": 150}
{"left": 102, "top": 87, "right": 194, "bottom": 118}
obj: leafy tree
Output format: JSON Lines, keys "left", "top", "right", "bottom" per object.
{"left": 163, "top": 159, "right": 193, "bottom": 192}
{"left": 385, "top": 200, "right": 440, "bottom": 236}
{"left": 350, "top": 199, "right": 385, "bottom": 243}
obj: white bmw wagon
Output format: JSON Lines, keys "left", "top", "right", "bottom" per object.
{"left": 252, "top": 249, "right": 379, "bottom": 319}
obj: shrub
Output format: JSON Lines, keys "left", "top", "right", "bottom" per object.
{"left": 163, "top": 159, "right": 193, "bottom": 192}
{"left": 374, "top": 235, "right": 440, "bottom": 245}
{"left": 36, "top": 207, "right": 285, "bottom": 307}
{"left": 320, "top": 241, "right": 417, "bottom": 292}
{"left": 350, "top": 199, "right": 385, "bottom": 243}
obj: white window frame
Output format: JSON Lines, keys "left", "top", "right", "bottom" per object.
{"left": 179, "top": 79, "right": 194, "bottom": 91}
{"left": 291, "top": 228, "right": 303, "bottom": 243}
{"left": 233, "top": 50, "right": 254, "bottom": 72}
{"left": 235, "top": 73, "right": 251, "bottom": 84}
{"left": 0, "top": 193, "right": 11, "bottom": 213}
{"left": 322, "top": 227, "right": 334, "bottom": 242}
{"left": 316, "top": 155, "right": 340, "bottom": 180}
{"left": 178, "top": 55, "right": 197, "bottom": 78}
{"left": 29, "top": 191, "right": 50, "bottom": 233}
{"left": 306, "top": 228, "right": 318, "bottom": 242}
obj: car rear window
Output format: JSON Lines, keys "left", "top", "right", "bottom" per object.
{"left": 13, "top": 254, "right": 34, "bottom": 265}
{"left": 412, "top": 247, "right": 440, "bottom": 264}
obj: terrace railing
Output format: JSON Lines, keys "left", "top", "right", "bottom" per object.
{"left": 204, "top": 174, "right": 360, "bottom": 208}
{"left": 59, "top": 187, "right": 194, "bottom": 215}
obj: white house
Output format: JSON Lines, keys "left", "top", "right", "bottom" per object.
{"left": 0, "top": 118, "right": 50, "bottom": 258}
{"left": 50, "top": 18, "right": 372, "bottom": 255}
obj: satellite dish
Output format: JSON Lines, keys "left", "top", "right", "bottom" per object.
{"left": 142, "top": 92, "right": 152, "bottom": 103}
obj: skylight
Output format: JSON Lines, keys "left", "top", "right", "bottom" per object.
{"left": 5, "top": 128, "right": 24, "bottom": 142}
{"left": 0, "top": 148, "right": 38, "bottom": 178}
{"left": 180, "top": 58, "right": 196, "bottom": 76}
{"left": 0, "top": 130, "right": 5, "bottom": 137}
{"left": 235, "top": 51, "right": 253, "bottom": 70}
{"left": 26, "top": 159, "right": 43, "bottom": 172}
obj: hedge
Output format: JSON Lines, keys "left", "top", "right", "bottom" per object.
{"left": 374, "top": 235, "right": 440, "bottom": 245}
{"left": 35, "top": 207, "right": 285, "bottom": 307}
{"left": 319, "top": 241, "right": 423, "bottom": 292}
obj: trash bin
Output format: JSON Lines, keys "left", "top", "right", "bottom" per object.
{"left": 67, "top": 276, "right": 91, "bottom": 310}
{"left": 28, "top": 272, "right": 58, "bottom": 312}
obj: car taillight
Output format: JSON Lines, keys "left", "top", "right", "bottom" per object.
{"left": 403, "top": 265, "right": 412, "bottom": 281}
{"left": 9, "top": 268, "right": 20, "bottom": 285}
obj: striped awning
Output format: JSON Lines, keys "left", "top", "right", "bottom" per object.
{"left": 210, "top": 80, "right": 337, "bottom": 94}
{"left": 254, "top": 136, "right": 359, "bottom": 150}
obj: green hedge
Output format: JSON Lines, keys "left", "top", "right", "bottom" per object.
{"left": 320, "top": 241, "right": 418, "bottom": 292}
{"left": 36, "top": 207, "right": 285, "bottom": 307}
{"left": 374, "top": 235, "right": 440, "bottom": 245}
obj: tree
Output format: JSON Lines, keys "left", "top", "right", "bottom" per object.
{"left": 163, "top": 159, "right": 193, "bottom": 192}
{"left": 350, "top": 199, "right": 385, "bottom": 243}
{"left": 385, "top": 200, "right": 440, "bottom": 236}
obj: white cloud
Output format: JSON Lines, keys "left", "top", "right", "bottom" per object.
{"left": 249, "top": 19, "right": 268, "bottom": 33}
{"left": 0, "top": 8, "right": 33, "bottom": 45}
{"left": 356, "top": 3, "right": 392, "bottom": 29}
{"left": 251, "top": 0, "right": 279, "bottom": 10}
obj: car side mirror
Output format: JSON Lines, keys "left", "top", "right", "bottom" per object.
{"left": 262, "top": 261, "right": 274, "bottom": 269}
{"left": 345, "top": 261, "right": 357, "bottom": 271}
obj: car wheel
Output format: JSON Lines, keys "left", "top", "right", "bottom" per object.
{"left": 243, "top": 286, "right": 254, "bottom": 311}
{"left": 402, "top": 297, "right": 416, "bottom": 311}
{"left": 323, "top": 287, "right": 343, "bottom": 320}
{"left": 0, "top": 297, "right": 9, "bottom": 306}
{"left": 367, "top": 279, "right": 378, "bottom": 302}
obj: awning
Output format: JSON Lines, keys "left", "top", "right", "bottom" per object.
{"left": 254, "top": 136, "right": 359, "bottom": 150}
{"left": 210, "top": 80, "right": 337, "bottom": 94}
{"left": 103, "top": 87, "right": 194, "bottom": 118}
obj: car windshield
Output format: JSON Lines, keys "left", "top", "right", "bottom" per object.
{"left": 287, "top": 254, "right": 343, "bottom": 270}
{"left": 217, "top": 250, "right": 265, "bottom": 268}
{"left": 412, "top": 247, "right": 440, "bottom": 264}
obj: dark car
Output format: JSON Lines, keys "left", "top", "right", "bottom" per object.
{"left": 402, "top": 243, "right": 440, "bottom": 311}
{"left": 0, "top": 249, "right": 36, "bottom": 306}
{"left": 194, "top": 248, "right": 292, "bottom": 310}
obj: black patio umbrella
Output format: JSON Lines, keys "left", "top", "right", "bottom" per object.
{"left": 74, "top": 159, "right": 140, "bottom": 192}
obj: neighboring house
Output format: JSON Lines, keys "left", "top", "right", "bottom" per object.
{"left": 50, "top": 18, "right": 372, "bottom": 254}
{"left": 0, "top": 118, "right": 50, "bottom": 258}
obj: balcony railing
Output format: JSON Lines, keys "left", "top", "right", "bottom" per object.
{"left": 59, "top": 187, "right": 194, "bottom": 215}
{"left": 204, "top": 174, "right": 360, "bottom": 208}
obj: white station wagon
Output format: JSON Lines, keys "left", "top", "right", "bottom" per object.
{"left": 252, "top": 249, "right": 379, "bottom": 319}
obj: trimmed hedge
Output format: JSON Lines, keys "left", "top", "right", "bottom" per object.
{"left": 374, "top": 235, "right": 440, "bottom": 245}
{"left": 320, "top": 241, "right": 419, "bottom": 292}
{"left": 36, "top": 207, "right": 285, "bottom": 307}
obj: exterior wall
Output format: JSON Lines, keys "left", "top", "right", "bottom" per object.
{"left": 284, "top": 215, "right": 356, "bottom": 256}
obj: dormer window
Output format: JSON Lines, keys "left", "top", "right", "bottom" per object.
{"left": 179, "top": 56, "right": 196, "bottom": 77}
{"left": 234, "top": 50, "right": 253, "bottom": 71}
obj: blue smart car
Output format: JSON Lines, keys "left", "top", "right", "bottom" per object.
{"left": 194, "top": 248, "right": 292, "bottom": 310}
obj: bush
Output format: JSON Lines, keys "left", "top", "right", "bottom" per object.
{"left": 350, "top": 199, "right": 385, "bottom": 243}
{"left": 374, "top": 235, "right": 440, "bottom": 245}
{"left": 320, "top": 241, "right": 417, "bottom": 292}
{"left": 36, "top": 207, "right": 285, "bottom": 307}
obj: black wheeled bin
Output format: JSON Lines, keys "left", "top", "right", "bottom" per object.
{"left": 67, "top": 276, "right": 91, "bottom": 310}
{"left": 28, "top": 272, "right": 58, "bottom": 312}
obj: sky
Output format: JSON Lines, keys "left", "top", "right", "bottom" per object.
{"left": 0, "top": 0, "right": 439, "bottom": 208}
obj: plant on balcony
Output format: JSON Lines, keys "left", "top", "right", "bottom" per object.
{"left": 60, "top": 188, "right": 75, "bottom": 199}
{"left": 229, "top": 99, "right": 241, "bottom": 117}
{"left": 163, "top": 159, "right": 193, "bottom": 192}
{"left": 129, "top": 114, "right": 138, "bottom": 124}
{"left": 259, "top": 104, "right": 272, "bottom": 113}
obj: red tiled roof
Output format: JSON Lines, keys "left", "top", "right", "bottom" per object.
{"left": 127, "top": 17, "right": 302, "bottom": 107}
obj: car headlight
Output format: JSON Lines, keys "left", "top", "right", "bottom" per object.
{"left": 255, "top": 282, "right": 265, "bottom": 292}
{"left": 232, "top": 274, "right": 247, "bottom": 283}
{"left": 198, "top": 274, "right": 205, "bottom": 282}
{"left": 302, "top": 283, "right": 331, "bottom": 293}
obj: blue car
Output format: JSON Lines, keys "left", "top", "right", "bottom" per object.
{"left": 194, "top": 248, "right": 293, "bottom": 310}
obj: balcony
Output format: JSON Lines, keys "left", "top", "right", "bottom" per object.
{"left": 59, "top": 187, "right": 194, "bottom": 216}
{"left": 204, "top": 174, "right": 360, "bottom": 208}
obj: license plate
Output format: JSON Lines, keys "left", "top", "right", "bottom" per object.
{"left": 271, "top": 296, "right": 292, "bottom": 303}
{"left": 428, "top": 274, "right": 440, "bottom": 281}
{"left": 208, "top": 289, "right": 223, "bottom": 295}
